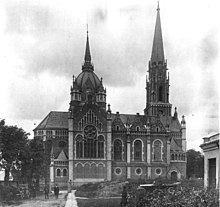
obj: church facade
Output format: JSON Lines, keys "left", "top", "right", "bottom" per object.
{"left": 34, "top": 5, "right": 187, "bottom": 187}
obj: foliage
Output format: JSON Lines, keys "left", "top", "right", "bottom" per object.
{"left": 186, "top": 149, "right": 204, "bottom": 179}
{"left": 25, "top": 138, "right": 45, "bottom": 187}
{"left": 0, "top": 119, "right": 29, "bottom": 184}
{"left": 0, "top": 184, "right": 19, "bottom": 202}
{"left": 126, "top": 179, "right": 219, "bottom": 207}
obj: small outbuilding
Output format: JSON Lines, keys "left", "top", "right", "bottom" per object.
{"left": 200, "top": 133, "right": 219, "bottom": 188}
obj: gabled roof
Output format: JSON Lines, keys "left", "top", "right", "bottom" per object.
{"left": 160, "top": 116, "right": 181, "bottom": 132}
{"left": 112, "top": 113, "right": 141, "bottom": 125}
{"left": 34, "top": 111, "right": 68, "bottom": 130}
{"left": 56, "top": 150, "right": 68, "bottom": 160}
{"left": 170, "top": 138, "right": 183, "bottom": 152}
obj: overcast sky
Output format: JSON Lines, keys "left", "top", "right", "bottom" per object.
{"left": 0, "top": 0, "right": 219, "bottom": 151}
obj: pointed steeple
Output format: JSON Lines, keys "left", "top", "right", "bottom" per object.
{"left": 151, "top": 2, "right": 165, "bottom": 64}
{"left": 82, "top": 25, "right": 93, "bottom": 71}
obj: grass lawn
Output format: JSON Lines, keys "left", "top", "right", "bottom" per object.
{"left": 77, "top": 197, "right": 121, "bottom": 207}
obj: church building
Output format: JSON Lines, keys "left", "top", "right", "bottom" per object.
{"left": 34, "top": 5, "right": 187, "bottom": 187}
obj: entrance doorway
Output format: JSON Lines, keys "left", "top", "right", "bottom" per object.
{"left": 171, "top": 171, "right": 177, "bottom": 182}
{"left": 208, "top": 158, "right": 216, "bottom": 188}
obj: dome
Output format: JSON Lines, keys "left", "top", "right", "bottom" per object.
{"left": 76, "top": 70, "right": 102, "bottom": 91}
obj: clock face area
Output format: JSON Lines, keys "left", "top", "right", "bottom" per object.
{"left": 84, "top": 125, "right": 97, "bottom": 139}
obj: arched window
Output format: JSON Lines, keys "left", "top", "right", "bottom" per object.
{"left": 63, "top": 169, "right": 67, "bottom": 176}
{"left": 171, "top": 154, "right": 174, "bottom": 160}
{"left": 175, "top": 154, "right": 177, "bottom": 160}
{"left": 56, "top": 169, "right": 61, "bottom": 177}
{"left": 98, "top": 136, "right": 104, "bottom": 158}
{"left": 153, "top": 140, "right": 162, "bottom": 161}
{"left": 116, "top": 125, "right": 120, "bottom": 131}
{"left": 76, "top": 125, "right": 105, "bottom": 159}
{"left": 76, "top": 135, "right": 83, "bottom": 158}
{"left": 159, "top": 86, "right": 163, "bottom": 102}
{"left": 59, "top": 141, "right": 66, "bottom": 149}
{"left": 88, "top": 94, "right": 92, "bottom": 104}
{"left": 46, "top": 140, "right": 52, "bottom": 153}
{"left": 134, "top": 140, "right": 142, "bottom": 161}
{"left": 114, "top": 139, "right": 122, "bottom": 161}
{"left": 84, "top": 125, "right": 97, "bottom": 158}
{"left": 136, "top": 126, "right": 140, "bottom": 132}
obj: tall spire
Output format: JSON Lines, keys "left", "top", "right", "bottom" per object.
{"left": 151, "top": 2, "right": 165, "bottom": 64}
{"left": 83, "top": 25, "right": 93, "bottom": 71}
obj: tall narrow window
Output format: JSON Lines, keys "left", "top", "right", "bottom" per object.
{"left": 76, "top": 135, "right": 83, "bottom": 158}
{"left": 159, "top": 86, "right": 163, "bottom": 102}
{"left": 114, "top": 139, "right": 122, "bottom": 161}
{"left": 56, "top": 169, "right": 61, "bottom": 177}
{"left": 153, "top": 140, "right": 162, "bottom": 161}
{"left": 63, "top": 169, "right": 67, "bottom": 176}
{"left": 134, "top": 140, "right": 142, "bottom": 161}
{"left": 84, "top": 125, "right": 97, "bottom": 158}
{"left": 98, "top": 135, "right": 104, "bottom": 158}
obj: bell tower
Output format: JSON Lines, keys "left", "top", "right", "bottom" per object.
{"left": 145, "top": 3, "right": 172, "bottom": 116}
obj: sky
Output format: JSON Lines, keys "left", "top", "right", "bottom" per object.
{"left": 0, "top": 0, "right": 219, "bottom": 151}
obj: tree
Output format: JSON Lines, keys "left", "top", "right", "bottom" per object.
{"left": 186, "top": 149, "right": 204, "bottom": 179}
{"left": 26, "top": 138, "right": 44, "bottom": 189}
{"left": 0, "top": 119, "right": 29, "bottom": 185}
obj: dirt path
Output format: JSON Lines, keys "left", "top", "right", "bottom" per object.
{"left": 1, "top": 191, "right": 67, "bottom": 207}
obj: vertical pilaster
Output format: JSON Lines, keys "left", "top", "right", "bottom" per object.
{"left": 167, "top": 139, "right": 170, "bottom": 165}
{"left": 68, "top": 117, "right": 74, "bottom": 181}
{"left": 181, "top": 115, "right": 186, "bottom": 152}
{"left": 50, "top": 157, "right": 54, "bottom": 192}
{"left": 127, "top": 139, "right": 131, "bottom": 179}
{"left": 106, "top": 109, "right": 112, "bottom": 181}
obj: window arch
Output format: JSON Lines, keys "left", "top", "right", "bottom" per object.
{"left": 98, "top": 135, "right": 104, "bottom": 158}
{"left": 171, "top": 154, "right": 174, "bottom": 160}
{"left": 56, "top": 168, "right": 61, "bottom": 177}
{"left": 59, "top": 141, "right": 66, "bottom": 149}
{"left": 46, "top": 140, "right": 52, "bottom": 153}
{"left": 75, "top": 126, "right": 105, "bottom": 159}
{"left": 175, "top": 154, "right": 177, "bottom": 160}
{"left": 153, "top": 140, "right": 162, "bottom": 161}
{"left": 76, "top": 135, "right": 83, "bottom": 158}
{"left": 159, "top": 86, "right": 163, "bottom": 102}
{"left": 114, "top": 139, "right": 122, "bottom": 161}
{"left": 63, "top": 168, "right": 67, "bottom": 176}
{"left": 136, "top": 126, "right": 140, "bottom": 132}
{"left": 134, "top": 140, "right": 142, "bottom": 161}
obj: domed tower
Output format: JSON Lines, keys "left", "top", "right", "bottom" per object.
{"left": 69, "top": 30, "right": 106, "bottom": 114}
{"left": 68, "top": 30, "right": 110, "bottom": 185}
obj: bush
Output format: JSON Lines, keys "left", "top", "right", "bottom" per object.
{"left": 0, "top": 185, "right": 19, "bottom": 202}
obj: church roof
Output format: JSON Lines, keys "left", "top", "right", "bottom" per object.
{"left": 112, "top": 113, "right": 138, "bottom": 124}
{"left": 34, "top": 111, "right": 68, "bottom": 130}
{"left": 160, "top": 116, "right": 182, "bottom": 132}
{"left": 56, "top": 150, "right": 68, "bottom": 160}
{"left": 170, "top": 138, "right": 183, "bottom": 152}
{"left": 112, "top": 113, "right": 181, "bottom": 132}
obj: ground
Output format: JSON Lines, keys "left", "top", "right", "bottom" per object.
{"left": 0, "top": 191, "right": 67, "bottom": 207}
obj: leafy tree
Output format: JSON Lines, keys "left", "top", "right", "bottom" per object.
{"left": 186, "top": 149, "right": 204, "bottom": 179}
{"left": 26, "top": 138, "right": 45, "bottom": 189}
{"left": 0, "top": 119, "right": 29, "bottom": 185}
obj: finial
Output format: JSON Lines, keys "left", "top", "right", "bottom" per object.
{"left": 175, "top": 107, "right": 177, "bottom": 112}
{"left": 72, "top": 75, "right": 75, "bottom": 81}
{"left": 87, "top": 24, "right": 88, "bottom": 34}
{"left": 157, "top": 1, "right": 160, "bottom": 11}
